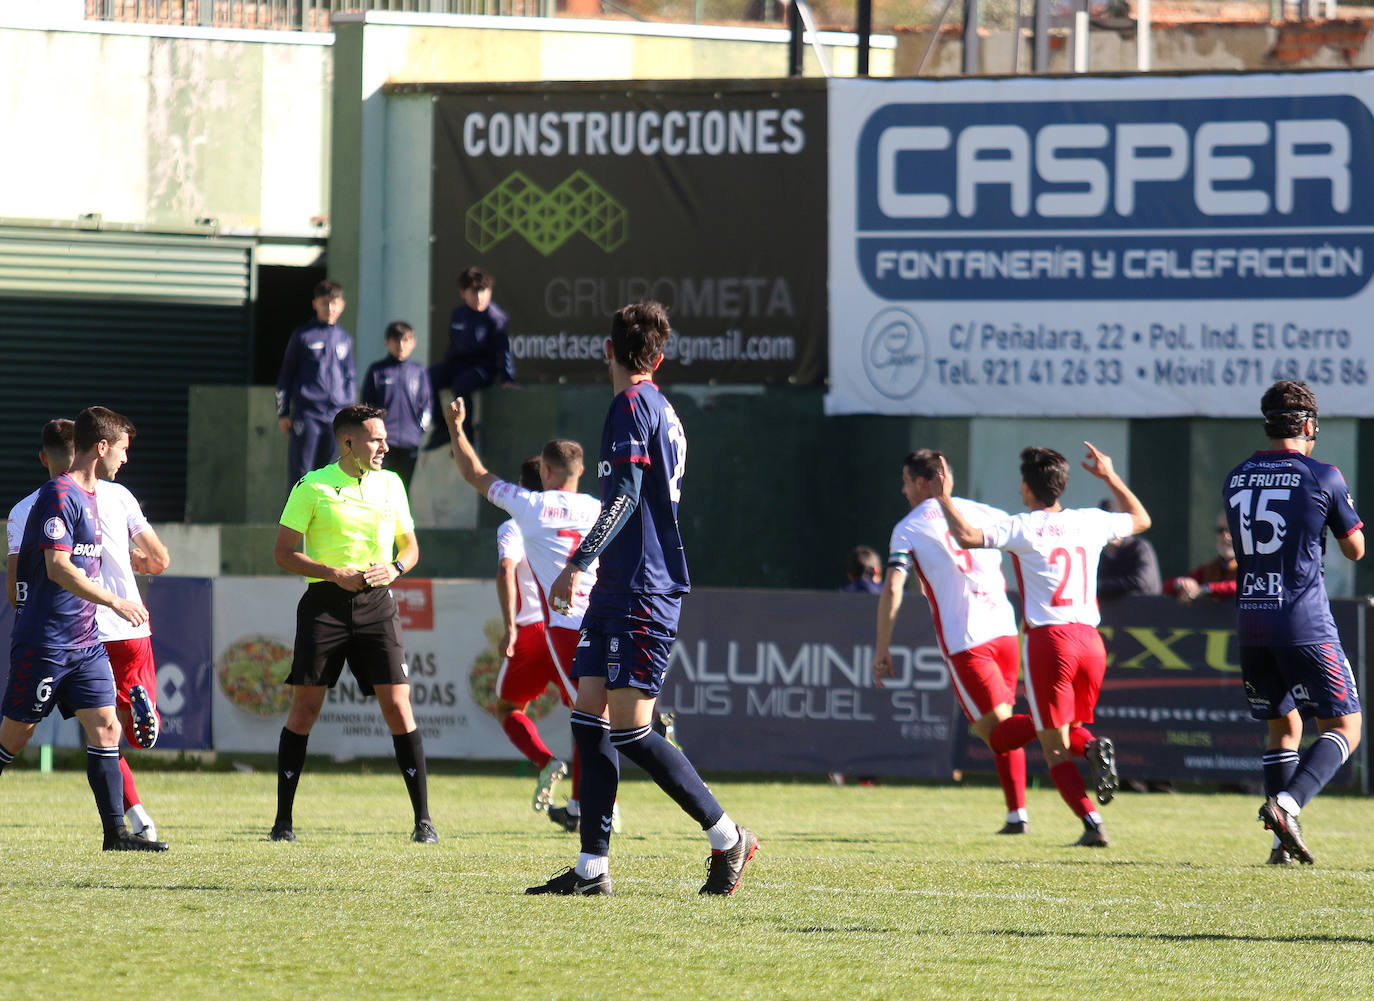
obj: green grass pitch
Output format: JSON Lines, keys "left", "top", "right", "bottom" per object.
{"left": 1, "top": 766, "right": 1371, "bottom": 1000}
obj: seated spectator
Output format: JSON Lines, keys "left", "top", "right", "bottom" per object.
{"left": 1164, "top": 513, "right": 1237, "bottom": 604}
{"left": 841, "top": 545, "right": 883, "bottom": 593}
{"left": 1096, "top": 497, "right": 1161, "bottom": 599}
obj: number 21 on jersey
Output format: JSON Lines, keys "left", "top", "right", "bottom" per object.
{"left": 1050, "top": 546, "right": 1089, "bottom": 606}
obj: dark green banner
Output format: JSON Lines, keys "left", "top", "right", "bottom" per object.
{"left": 431, "top": 80, "right": 827, "bottom": 385}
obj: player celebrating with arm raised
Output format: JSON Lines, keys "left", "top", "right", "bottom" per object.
{"left": 874, "top": 449, "right": 1030, "bottom": 834}
{"left": 445, "top": 403, "right": 602, "bottom": 827}
{"left": 1225, "top": 380, "right": 1363, "bottom": 866}
{"left": 935, "top": 443, "right": 1150, "bottom": 848}
{"left": 527, "top": 301, "right": 757, "bottom": 897}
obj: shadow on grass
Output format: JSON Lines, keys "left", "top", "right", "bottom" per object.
{"left": 985, "top": 928, "right": 1374, "bottom": 945}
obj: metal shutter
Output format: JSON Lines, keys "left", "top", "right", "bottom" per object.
{"left": 0, "top": 227, "right": 255, "bottom": 521}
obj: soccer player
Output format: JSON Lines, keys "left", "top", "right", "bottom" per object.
{"left": 8, "top": 418, "right": 172, "bottom": 842}
{"left": 444, "top": 415, "right": 600, "bottom": 827}
{"left": 873, "top": 449, "right": 1030, "bottom": 834}
{"left": 1223, "top": 380, "right": 1363, "bottom": 865}
{"left": 270, "top": 403, "right": 435, "bottom": 844}
{"left": 0, "top": 407, "right": 166, "bottom": 851}
{"left": 935, "top": 443, "right": 1150, "bottom": 847}
{"left": 527, "top": 300, "right": 757, "bottom": 897}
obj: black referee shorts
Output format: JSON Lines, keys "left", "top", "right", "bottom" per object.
{"left": 288, "top": 582, "right": 408, "bottom": 695}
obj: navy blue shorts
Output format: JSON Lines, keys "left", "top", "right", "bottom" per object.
{"left": 1240, "top": 642, "right": 1362, "bottom": 720}
{"left": 3, "top": 642, "right": 116, "bottom": 723}
{"left": 572, "top": 593, "right": 682, "bottom": 697}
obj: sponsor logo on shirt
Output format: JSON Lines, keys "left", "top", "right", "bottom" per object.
{"left": 44, "top": 517, "right": 65, "bottom": 540}
{"left": 72, "top": 542, "right": 102, "bottom": 558}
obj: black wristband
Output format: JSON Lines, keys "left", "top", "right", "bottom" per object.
{"left": 392, "top": 559, "right": 406, "bottom": 576}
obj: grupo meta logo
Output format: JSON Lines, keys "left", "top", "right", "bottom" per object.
{"left": 855, "top": 94, "right": 1374, "bottom": 301}
{"left": 467, "top": 170, "right": 627, "bottom": 256}
{"left": 862, "top": 308, "right": 927, "bottom": 399}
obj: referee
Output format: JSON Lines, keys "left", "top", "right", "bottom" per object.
{"left": 269, "top": 403, "right": 436, "bottom": 844}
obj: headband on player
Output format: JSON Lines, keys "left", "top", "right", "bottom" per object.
{"left": 1263, "top": 409, "right": 1319, "bottom": 442}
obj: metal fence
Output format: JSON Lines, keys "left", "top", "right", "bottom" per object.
{"left": 83, "top": 1, "right": 550, "bottom": 31}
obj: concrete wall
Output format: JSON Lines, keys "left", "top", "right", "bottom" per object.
{"left": 0, "top": 21, "right": 332, "bottom": 236}
{"left": 895, "top": 18, "right": 1374, "bottom": 76}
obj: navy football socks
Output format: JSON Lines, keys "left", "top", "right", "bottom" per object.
{"left": 571, "top": 710, "right": 619, "bottom": 857}
{"left": 611, "top": 724, "right": 724, "bottom": 830}
{"left": 1286, "top": 731, "right": 1351, "bottom": 809}
{"left": 86, "top": 744, "right": 124, "bottom": 830}
{"left": 1262, "top": 748, "right": 1299, "bottom": 799}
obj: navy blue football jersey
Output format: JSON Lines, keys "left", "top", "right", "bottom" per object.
{"left": 11, "top": 474, "right": 103, "bottom": 649}
{"left": 594, "top": 380, "right": 690, "bottom": 595}
{"left": 1223, "top": 449, "right": 1362, "bottom": 646}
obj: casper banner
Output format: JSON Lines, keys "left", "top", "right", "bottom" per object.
{"left": 211, "top": 577, "right": 569, "bottom": 760}
{"left": 431, "top": 81, "right": 828, "bottom": 385}
{"left": 826, "top": 72, "right": 1374, "bottom": 416}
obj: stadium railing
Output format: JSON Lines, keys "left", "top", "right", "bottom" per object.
{"left": 82, "top": 1, "right": 549, "bottom": 32}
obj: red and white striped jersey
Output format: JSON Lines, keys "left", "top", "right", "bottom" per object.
{"left": 496, "top": 519, "right": 543, "bottom": 628}
{"left": 487, "top": 480, "right": 601, "bottom": 629}
{"left": 888, "top": 497, "right": 1017, "bottom": 656}
{"left": 983, "top": 508, "right": 1135, "bottom": 628}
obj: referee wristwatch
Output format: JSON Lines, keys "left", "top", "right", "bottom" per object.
{"left": 392, "top": 559, "right": 406, "bottom": 577}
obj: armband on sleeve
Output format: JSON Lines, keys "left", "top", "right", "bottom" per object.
{"left": 570, "top": 463, "right": 643, "bottom": 570}
{"left": 886, "top": 552, "right": 913, "bottom": 573}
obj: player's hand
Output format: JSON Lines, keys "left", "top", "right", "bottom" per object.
{"left": 549, "top": 565, "right": 580, "bottom": 616}
{"left": 111, "top": 596, "right": 149, "bottom": 627}
{"left": 129, "top": 548, "right": 152, "bottom": 575}
{"left": 446, "top": 398, "right": 466, "bottom": 430}
{"left": 1174, "top": 577, "right": 1201, "bottom": 604}
{"left": 502, "top": 624, "right": 518, "bottom": 658}
{"left": 933, "top": 455, "right": 954, "bottom": 499}
{"left": 1082, "top": 441, "right": 1116, "bottom": 481}
{"left": 334, "top": 568, "right": 368, "bottom": 592}
{"left": 278, "top": 417, "right": 292, "bottom": 435}
{"left": 872, "top": 649, "right": 894, "bottom": 689}
{"left": 362, "top": 563, "right": 395, "bottom": 589}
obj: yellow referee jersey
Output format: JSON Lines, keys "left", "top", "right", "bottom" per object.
{"left": 280, "top": 463, "right": 415, "bottom": 583}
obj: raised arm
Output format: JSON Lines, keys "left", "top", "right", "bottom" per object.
{"left": 1082, "top": 441, "right": 1151, "bottom": 535}
{"left": 932, "top": 456, "right": 985, "bottom": 549}
{"left": 444, "top": 398, "right": 500, "bottom": 495}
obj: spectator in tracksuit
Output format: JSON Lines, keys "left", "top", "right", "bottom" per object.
{"left": 361, "top": 320, "right": 432, "bottom": 489}
{"left": 276, "top": 279, "right": 356, "bottom": 489}
{"left": 424, "top": 266, "right": 516, "bottom": 450}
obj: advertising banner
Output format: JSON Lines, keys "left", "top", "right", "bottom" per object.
{"left": 431, "top": 81, "right": 828, "bottom": 385}
{"left": 660, "top": 588, "right": 960, "bottom": 778}
{"left": 956, "top": 596, "right": 1365, "bottom": 788}
{"left": 211, "top": 578, "right": 569, "bottom": 760}
{"left": 0, "top": 574, "right": 213, "bottom": 751}
{"left": 142, "top": 576, "right": 213, "bottom": 750}
{"left": 826, "top": 72, "right": 1374, "bottom": 416}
